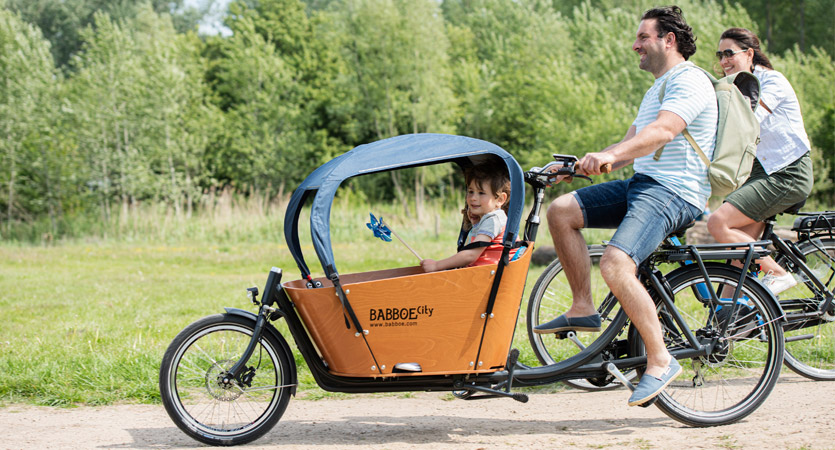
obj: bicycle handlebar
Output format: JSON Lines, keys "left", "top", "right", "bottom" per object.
{"left": 525, "top": 154, "right": 612, "bottom": 187}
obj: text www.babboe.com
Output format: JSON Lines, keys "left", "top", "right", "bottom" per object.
{"left": 369, "top": 321, "right": 418, "bottom": 327}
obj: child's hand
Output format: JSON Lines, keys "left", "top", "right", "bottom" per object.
{"left": 420, "top": 259, "right": 439, "bottom": 273}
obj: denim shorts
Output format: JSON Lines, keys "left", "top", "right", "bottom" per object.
{"left": 573, "top": 173, "right": 702, "bottom": 265}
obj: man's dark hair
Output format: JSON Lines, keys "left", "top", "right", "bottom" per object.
{"left": 641, "top": 5, "right": 696, "bottom": 60}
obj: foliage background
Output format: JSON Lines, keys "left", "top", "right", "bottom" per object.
{"left": 0, "top": 0, "right": 833, "bottom": 242}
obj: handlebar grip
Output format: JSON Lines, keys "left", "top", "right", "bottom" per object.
{"left": 600, "top": 163, "right": 612, "bottom": 174}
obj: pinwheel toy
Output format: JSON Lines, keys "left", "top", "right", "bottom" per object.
{"left": 366, "top": 213, "right": 422, "bottom": 261}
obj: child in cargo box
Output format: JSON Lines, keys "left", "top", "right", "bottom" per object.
{"left": 420, "top": 162, "right": 514, "bottom": 272}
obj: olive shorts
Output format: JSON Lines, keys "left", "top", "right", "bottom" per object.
{"left": 725, "top": 153, "right": 813, "bottom": 222}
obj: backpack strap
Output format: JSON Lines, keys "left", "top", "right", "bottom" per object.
{"left": 680, "top": 130, "right": 711, "bottom": 166}
{"left": 653, "top": 62, "right": 710, "bottom": 164}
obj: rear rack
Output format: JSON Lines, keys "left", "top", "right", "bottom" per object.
{"left": 656, "top": 240, "right": 772, "bottom": 262}
{"left": 792, "top": 211, "right": 835, "bottom": 240}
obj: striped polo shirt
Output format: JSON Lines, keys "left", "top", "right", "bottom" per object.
{"left": 632, "top": 61, "right": 717, "bottom": 208}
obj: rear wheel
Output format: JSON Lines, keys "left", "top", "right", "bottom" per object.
{"left": 159, "top": 314, "right": 294, "bottom": 446}
{"left": 779, "top": 238, "right": 835, "bottom": 380}
{"left": 632, "top": 264, "right": 784, "bottom": 426}
{"left": 526, "top": 245, "right": 635, "bottom": 390}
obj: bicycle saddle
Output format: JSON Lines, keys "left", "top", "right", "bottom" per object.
{"left": 667, "top": 220, "right": 696, "bottom": 239}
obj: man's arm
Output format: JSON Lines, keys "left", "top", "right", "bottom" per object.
{"left": 550, "top": 126, "right": 637, "bottom": 184}
{"left": 578, "top": 111, "right": 686, "bottom": 175}
{"left": 601, "top": 126, "right": 638, "bottom": 171}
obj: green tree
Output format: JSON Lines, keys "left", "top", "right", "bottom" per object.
{"left": 0, "top": 9, "right": 58, "bottom": 237}
{"left": 68, "top": 11, "right": 144, "bottom": 223}
{"left": 5, "top": 0, "right": 196, "bottom": 69}
{"left": 219, "top": 0, "right": 353, "bottom": 156}
{"left": 68, "top": 6, "right": 219, "bottom": 222}
{"left": 326, "top": 0, "right": 458, "bottom": 216}
{"left": 207, "top": 14, "right": 314, "bottom": 196}
{"left": 130, "top": 5, "right": 221, "bottom": 217}
{"left": 730, "top": 0, "right": 835, "bottom": 57}
{"left": 442, "top": 0, "right": 628, "bottom": 177}
{"left": 776, "top": 47, "right": 835, "bottom": 206}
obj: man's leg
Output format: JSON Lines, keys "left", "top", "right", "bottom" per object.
{"left": 599, "top": 247, "right": 670, "bottom": 378}
{"left": 536, "top": 179, "right": 628, "bottom": 333}
{"left": 545, "top": 193, "right": 596, "bottom": 316}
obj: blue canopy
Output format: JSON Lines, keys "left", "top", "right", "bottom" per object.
{"left": 284, "top": 133, "right": 525, "bottom": 279}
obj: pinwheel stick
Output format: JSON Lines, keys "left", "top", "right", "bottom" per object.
{"left": 379, "top": 218, "right": 422, "bottom": 261}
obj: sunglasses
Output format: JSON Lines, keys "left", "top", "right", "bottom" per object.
{"left": 716, "top": 48, "right": 746, "bottom": 60}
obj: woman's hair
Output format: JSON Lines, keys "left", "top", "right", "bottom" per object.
{"left": 465, "top": 162, "right": 511, "bottom": 211}
{"left": 721, "top": 27, "right": 774, "bottom": 70}
{"left": 641, "top": 5, "right": 697, "bottom": 60}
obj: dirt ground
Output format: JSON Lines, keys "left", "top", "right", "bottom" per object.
{"left": 2, "top": 373, "right": 833, "bottom": 450}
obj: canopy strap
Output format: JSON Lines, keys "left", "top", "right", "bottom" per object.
{"left": 485, "top": 240, "right": 513, "bottom": 316}
{"left": 473, "top": 236, "right": 516, "bottom": 369}
{"left": 327, "top": 265, "right": 364, "bottom": 332}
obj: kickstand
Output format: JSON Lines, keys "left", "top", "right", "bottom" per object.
{"left": 453, "top": 349, "right": 528, "bottom": 403}
{"left": 605, "top": 363, "right": 657, "bottom": 408}
{"left": 504, "top": 348, "right": 519, "bottom": 393}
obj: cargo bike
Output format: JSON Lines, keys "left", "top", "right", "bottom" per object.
{"left": 159, "top": 134, "right": 785, "bottom": 446}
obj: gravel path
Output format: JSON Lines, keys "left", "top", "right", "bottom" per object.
{"left": 2, "top": 374, "right": 831, "bottom": 449}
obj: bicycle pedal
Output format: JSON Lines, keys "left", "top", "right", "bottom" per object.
{"left": 638, "top": 396, "right": 658, "bottom": 408}
{"left": 605, "top": 363, "right": 634, "bottom": 392}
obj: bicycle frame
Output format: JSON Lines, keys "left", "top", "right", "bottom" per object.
{"left": 491, "top": 241, "right": 775, "bottom": 386}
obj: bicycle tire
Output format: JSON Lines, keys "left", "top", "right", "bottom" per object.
{"left": 526, "top": 245, "right": 635, "bottom": 390}
{"left": 159, "top": 314, "right": 294, "bottom": 446}
{"left": 632, "top": 263, "right": 784, "bottom": 426}
{"left": 779, "top": 238, "right": 835, "bottom": 380}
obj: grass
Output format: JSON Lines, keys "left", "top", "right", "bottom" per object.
{"left": 5, "top": 192, "right": 822, "bottom": 408}
{"left": 0, "top": 196, "right": 618, "bottom": 407}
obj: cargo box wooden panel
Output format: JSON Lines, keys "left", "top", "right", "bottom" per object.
{"left": 283, "top": 246, "right": 531, "bottom": 377}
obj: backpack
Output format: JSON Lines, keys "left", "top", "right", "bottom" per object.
{"left": 654, "top": 65, "right": 761, "bottom": 197}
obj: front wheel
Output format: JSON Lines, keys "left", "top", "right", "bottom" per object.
{"left": 632, "top": 264, "right": 784, "bottom": 426}
{"left": 159, "top": 314, "right": 294, "bottom": 446}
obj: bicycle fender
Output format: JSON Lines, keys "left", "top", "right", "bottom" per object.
{"left": 223, "top": 307, "right": 299, "bottom": 396}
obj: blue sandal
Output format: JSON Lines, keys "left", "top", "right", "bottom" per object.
{"left": 533, "top": 313, "right": 602, "bottom": 334}
{"left": 628, "top": 359, "right": 682, "bottom": 406}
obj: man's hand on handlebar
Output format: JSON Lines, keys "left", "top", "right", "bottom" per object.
{"left": 542, "top": 162, "right": 575, "bottom": 186}
{"left": 543, "top": 154, "right": 612, "bottom": 186}
{"left": 577, "top": 152, "right": 615, "bottom": 176}
{"left": 526, "top": 154, "right": 613, "bottom": 188}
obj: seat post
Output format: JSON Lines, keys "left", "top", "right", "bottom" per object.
{"left": 761, "top": 216, "right": 777, "bottom": 240}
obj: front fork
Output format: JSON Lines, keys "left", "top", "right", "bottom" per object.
{"left": 220, "top": 268, "right": 284, "bottom": 387}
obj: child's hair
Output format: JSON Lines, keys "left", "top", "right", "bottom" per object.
{"left": 465, "top": 161, "right": 511, "bottom": 212}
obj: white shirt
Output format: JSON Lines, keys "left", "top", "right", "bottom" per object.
{"left": 753, "top": 65, "right": 811, "bottom": 174}
{"left": 632, "top": 62, "right": 717, "bottom": 208}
